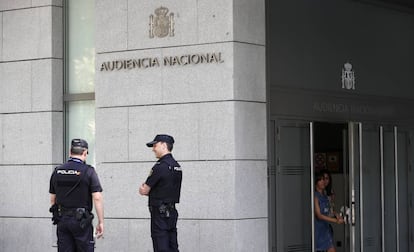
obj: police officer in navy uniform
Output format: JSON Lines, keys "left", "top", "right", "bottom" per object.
{"left": 139, "top": 134, "right": 182, "bottom": 252}
{"left": 49, "top": 138, "right": 104, "bottom": 252}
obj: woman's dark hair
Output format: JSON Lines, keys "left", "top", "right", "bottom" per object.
{"left": 314, "top": 171, "right": 325, "bottom": 185}
{"left": 320, "top": 169, "right": 333, "bottom": 196}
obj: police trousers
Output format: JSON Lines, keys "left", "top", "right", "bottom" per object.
{"left": 150, "top": 206, "right": 179, "bottom": 252}
{"left": 57, "top": 215, "right": 94, "bottom": 252}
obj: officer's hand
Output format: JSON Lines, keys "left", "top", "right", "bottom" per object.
{"left": 139, "top": 183, "right": 150, "bottom": 196}
{"left": 95, "top": 223, "right": 104, "bottom": 239}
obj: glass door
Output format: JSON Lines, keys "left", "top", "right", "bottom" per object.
{"left": 343, "top": 123, "right": 411, "bottom": 252}
{"left": 312, "top": 122, "right": 408, "bottom": 252}
{"left": 271, "top": 120, "right": 413, "bottom": 252}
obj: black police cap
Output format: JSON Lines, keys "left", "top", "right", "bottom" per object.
{"left": 146, "top": 134, "right": 174, "bottom": 147}
{"left": 71, "top": 138, "right": 89, "bottom": 149}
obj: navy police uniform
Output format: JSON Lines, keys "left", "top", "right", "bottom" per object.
{"left": 145, "top": 135, "right": 182, "bottom": 252}
{"left": 49, "top": 139, "right": 103, "bottom": 252}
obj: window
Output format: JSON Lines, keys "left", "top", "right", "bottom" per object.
{"left": 64, "top": 0, "right": 95, "bottom": 165}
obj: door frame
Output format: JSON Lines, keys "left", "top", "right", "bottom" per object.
{"left": 269, "top": 118, "right": 413, "bottom": 252}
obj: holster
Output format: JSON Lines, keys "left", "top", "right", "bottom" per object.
{"left": 158, "top": 203, "right": 175, "bottom": 218}
{"left": 49, "top": 204, "right": 61, "bottom": 225}
{"left": 76, "top": 208, "right": 94, "bottom": 229}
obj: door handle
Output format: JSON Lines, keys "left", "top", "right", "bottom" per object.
{"left": 351, "top": 202, "right": 355, "bottom": 225}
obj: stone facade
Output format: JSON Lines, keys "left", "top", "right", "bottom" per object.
{"left": 0, "top": 1, "right": 64, "bottom": 251}
{"left": 0, "top": 1, "right": 267, "bottom": 251}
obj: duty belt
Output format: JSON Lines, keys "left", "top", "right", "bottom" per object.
{"left": 59, "top": 206, "right": 86, "bottom": 216}
{"left": 149, "top": 203, "right": 175, "bottom": 212}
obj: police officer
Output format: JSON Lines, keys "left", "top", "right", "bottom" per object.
{"left": 139, "top": 134, "right": 182, "bottom": 252}
{"left": 49, "top": 138, "right": 104, "bottom": 251}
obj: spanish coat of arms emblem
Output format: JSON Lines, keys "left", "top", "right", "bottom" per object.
{"left": 341, "top": 62, "right": 355, "bottom": 90}
{"left": 149, "top": 6, "right": 175, "bottom": 38}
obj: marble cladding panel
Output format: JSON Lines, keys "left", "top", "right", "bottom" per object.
{"left": 96, "top": 0, "right": 233, "bottom": 52}
{"left": 160, "top": 44, "right": 233, "bottom": 104}
{"left": 0, "top": 114, "right": 3, "bottom": 163}
{"left": 32, "top": 59, "right": 63, "bottom": 111}
{"left": 97, "top": 161, "right": 238, "bottom": 219}
{"left": 0, "top": 0, "right": 31, "bottom": 10}
{"left": 0, "top": 165, "right": 54, "bottom": 217}
{"left": 95, "top": 48, "right": 164, "bottom": 107}
{"left": 32, "top": 0, "right": 63, "bottom": 7}
{"left": 0, "top": 218, "right": 55, "bottom": 252}
{"left": 128, "top": 102, "right": 236, "bottom": 162}
{"left": 0, "top": 0, "right": 62, "bottom": 10}
{"left": 178, "top": 161, "right": 236, "bottom": 219}
{"left": 0, "top": 61, "right": 32, "bottom": 113}
{"left": 172, "top": 219, "right": 266, "bottom": 252}
{"left": 0, "top": 13, "right": 2, "bottom": 61}
{"left": 196, "top": 0, "right": 233, "bottom": 43}
{"left": 197, "top": 102, "right": 237, "bottom": 160}
{"left": 97, "top": 163, "right": 148, "bottom": 218}
{"left": 197, "top": 220, "right": 235, "bottom": 252}
{"left": 95, "top": 107, "right": 129, "bottom": 162}
{"left": 95, "top": 219, "right": 152, "bottom": 252}
{"left": 2, "top": 112, "right": 63, "bottom": 164}
{"left": 234, "top": 102, "right": 267, "bottom": 160}
{"left": 96, "top": 0, "right": 128, "bottom": 53}
{"left": 83, "top": 220, "right": 242, "bottom": 252}
{"left": 234, "top": 218, "right": 268, "bottom": 252}
{"left": 0, "top": 59, "right": 62, "bottom": 113}
{"left": 51, "top": 5, "right": 63, "bottom": 58}
{"left": 233, "top": 43, "right": 266, "bottom": 102}
{"left": 3, "top": 6, "right": 62, "bottom": 61}
{"left": 97, "top": 102, "right": 264, "bottom": 162}
{"left": 233, "top": 0, "right": 265, "bottom": 45}
{"left": 95, "top": 43, "right": 234, "bottom": 108}
{"left": 127, "top": 0, "right": 198, "bottom": 50}
{"left": 234, "top": 161, "right": 268, "bottom": 218}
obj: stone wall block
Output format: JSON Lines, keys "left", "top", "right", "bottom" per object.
{"left": 2, "top": 112, "right": 63, "bottom": 164}
{"left": 0, "top": 61, "right": 32, "bottom": 113}
{"left": 0, "top": 0, "right": 31, "bottom": 11}
{"left": 234, "top": 43, "right": 266, "bottom": 102}
{"left": 0, "top": 12, "right": 3, "bottom": 61}
{"left": 32, "top": 59, "right": 63, "bottom": 111}
{"left": 95, "top": 43, "right": 233, "bottom": 107}
{"left": 0, "top": 165, "right": 53, "bottom": 217}
{"left": 234, "top": 0, "right": 265, "bottom": 45}
{"left": 95, "top": 107, "right": 129, "bottom": 162}
{"left": 3, "top": 6, "right": 59, "bottom": 61}
{"left": 0, "top": 218, "right": 54, "bottom": 252}
{"left": 234, "top": 102, "right": 267, "bottom": 159}
{"left": 127, "top": 0, "right": 233, "bottom": 50}
{"left": 96, "top": 0, "right": 128, "bottom": 53}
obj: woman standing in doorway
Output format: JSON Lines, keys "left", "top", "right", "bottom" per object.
{"left": 314, "top": 171, "right": 344, "bottom": 252}
{"left": 321, "top": 169, "right": 336, "bottom": 218}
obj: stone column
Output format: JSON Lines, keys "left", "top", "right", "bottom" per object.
{"left": 0, "top": 1, "right": 63, "bottom": 251}
{"left": 95, "top": 0, "right": 267, "bottom": 251}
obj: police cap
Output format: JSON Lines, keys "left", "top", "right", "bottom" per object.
{"left": 71, "top": 138, "right": 89, "bottom": 149}
{"left": 146, "top": 134, "right": 174, "bottom": 147}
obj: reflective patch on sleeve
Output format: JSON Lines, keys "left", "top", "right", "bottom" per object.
{"left": 173, "top": 166, "right": 182, "bottom": 171}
